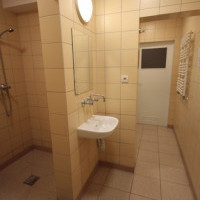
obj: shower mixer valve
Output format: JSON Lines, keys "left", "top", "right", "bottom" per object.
{"left": 0, "top": 84, "right": 11, "bottom": 90}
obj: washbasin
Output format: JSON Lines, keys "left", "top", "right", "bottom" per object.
{"left": 77, "top": 115, "right": 119, "bottom": 139}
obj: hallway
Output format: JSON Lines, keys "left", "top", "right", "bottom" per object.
{"left": 80, "top": 124, "right": 194, "bottom": 200}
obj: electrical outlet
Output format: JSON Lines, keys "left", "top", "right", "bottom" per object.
{"left": 121, "top": 75, "right": 128, "bottom": 83}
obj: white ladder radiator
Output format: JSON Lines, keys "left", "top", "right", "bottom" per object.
{"left": 176, "top": 31, "right": 193, "bottom": 99}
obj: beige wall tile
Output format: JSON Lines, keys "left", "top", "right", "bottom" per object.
{"left": 122, "top": 31, "right": 139, "bottom": 49}
{"left": 105, "top": 13, "right": 121, "bottom": 32}
{"left": 96, "top": 15, "right": 105, "bottom": 33}
{"left": 42, "top": 43, "right": 64, "bottom": 68}
{"left": 96, "top": 34, "right": 105, "bottom": 50}
{"left": 105, "top": 32, "right": 121, "bottom": 50}
{"left": 105, "top": 50, "right": 121, "bottom": 67}
{"left": 106, "top": 84, "right": 121, "bottom": 99}
{"left": 121, "top": 100, "right": 136, "bottom": 115}
{"left": 160, "top": 0, "right": 181, "bottom": 7}
{"left": 121, "top": 50, "right": 138, "bottom": 67}
{"left": 37, "top": 0, "right": 59, "bottom": 17}
{"left": 120, "top": 129, "right": 136, "bottom": 144}
{"left": 140, "top": 0, "right": 160, "bottom": 9}
{"left": 49, "top": 114, "right": 68, "bottom": 135}
{"left": 105, "top": 0, "right": 121, "bottom": 14}
{"left": 59, "top": 0, "right": 73, "bottom": 19}
{"left": 95, "top": 0, "right": 105, "bottom": 15}
{"left": 121, "top": 115, "right": 136, "bottom": 130}
{"left": 122, "top": 0, "right": 140, "bottom": 11}
{"left": 122, "top": 11, "right": 139, "bottom": 31}
{"left": 106, "top": 99, "right": 120, "bottom": 114}
{"left": 51, "top": 134, "right": 70, "bottom": 155}
{"left": 121, "top": 84, "right": 137, "bottom": 100}
{"left": 181, "top": 2, "right": 200, "bottom": 11}
{"left": 160, "top": 5, "right": 181, "bottom": 14}
{"left": 140, "top": 8, "right": 160, "bottom": 17}
{"left": 40, "top": 15, "right": 61, "bottom": 43}
{"left": 47, "top": 92, "right": 67, "bottom": 115}
{"left": 120, "top": 143, "right": 135, "bottom": 157}
{"left": 45, "top": 69, "right": 66, "bottom": 92}
{"left": 105, "top": 67, "right": 120, "bottom": 83}
{"left": 53, "top": 153, "right": 71, "bottom": 174}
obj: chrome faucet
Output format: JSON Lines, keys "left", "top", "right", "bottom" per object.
{"left": 90, "top": 94, "right": 106, "bottom": 102}
{"left": 81, "top": 96, "right": 94, "bottom": 106}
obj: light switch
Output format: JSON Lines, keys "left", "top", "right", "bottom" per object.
{"left": 121, "top": 75, "right": 128, "bottom": 83}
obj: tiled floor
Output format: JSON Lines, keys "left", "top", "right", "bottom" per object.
{"left": 80, "top": 124, "right": 195, "bottom": 200}
{"left": 0, "top": 150, "right": 57, "bottom": 200}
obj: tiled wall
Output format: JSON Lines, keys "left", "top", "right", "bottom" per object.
{"left": 95, "top": 0, "right": 139, "bottom": 167}
{"left": 37, "top": 0, "right": 98, "bottom": 199}
{"left": 0, "top": 2, "right": 32, "bottom": 166}
{"left": 17, "top": 12, "right": 51, "bottom": 149}
{"left": 139, "top": 18, "right": 182, "bottom": 125}
{"left": 174, "top": 15, "right": 200, "bottom": 200}
{"left": 139, "top": 0, "right": 200, "bottom": 17}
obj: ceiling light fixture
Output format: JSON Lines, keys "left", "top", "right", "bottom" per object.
{"left": 76, "top": 0, "right": 93, "bottom": 24}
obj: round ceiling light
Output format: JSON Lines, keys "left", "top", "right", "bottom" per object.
{"left": 76, "top": 0, "right": 93, "bottom": 24}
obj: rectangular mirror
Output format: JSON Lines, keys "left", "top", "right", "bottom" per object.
{"left": 72, "top": 28, "right": 93, "bottom": 95}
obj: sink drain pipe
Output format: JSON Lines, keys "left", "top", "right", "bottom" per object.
{"left": 97, "top": 139, "right": 105, "bottom": 152}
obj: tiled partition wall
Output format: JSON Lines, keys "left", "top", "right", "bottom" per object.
{"left": 95, "top": 0, "right": 139, "bottom": 167}
{"left": 17, "top": 12, "right": 51, "bottom": 149}
{"left": 174, "top": 15, "right": 200, "bottom": 200}
{"left": 37, "top": 0, "right": 98, "bottom": 199}
{"left": 139, "top": 17, "right": 183, "bottom": 126}
{"left": 139, "top": 0, "right": 200, "bottom": 17}
{"left": 0, "top": 2, "right": 32, "bottom": 166}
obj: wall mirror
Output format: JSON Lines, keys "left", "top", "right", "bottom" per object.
{"left": 72, "top": 28, "right": 93, "bottom": 95}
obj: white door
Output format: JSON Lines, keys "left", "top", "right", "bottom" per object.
{"left": 137, "top": 42, "right": 174, "bottom": 126}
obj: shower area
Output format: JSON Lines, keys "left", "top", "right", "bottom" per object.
{"left": 0, "top": 1, "right": 55, "bottom": 199}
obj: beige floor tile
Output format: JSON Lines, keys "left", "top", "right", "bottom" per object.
{"left": 158, "top": 127, "right": 174, "bottom": 137}
{"left": 143, "top": 124, "right": 158, "bottom": 131}
{"left": 130, "top": 194, "right": 153, "bottom": 200}
{"left": 143, "top": 129, "right": 158, "bottom": 136}
{"left": 81, "top": 184, "right": 102, "bottom": 200}
{"left": 161, "top": 181, "right": 194, "bottom": 200}
{"left": 159, "top": 136, "right": 177, "bottom": 146}
{"left": 131, "top": 175, "right": 161, "bottom": 200}
{"left": 138, "top": 150, "right": 159, "bottom": 164}
{"left": 0, "top": 150, "right": 56, "bottom": 200}
{"left": 27, "top": 188, "right": 57, "bottom": 200}
{"left": 160, "top": 165, "right": 189, "bottom": 185}
{"left": 99, "top": 187, "right": 130, "bottom": 200}
{"left": 104, "top": 169, "right": 134, "bottom": 192}
{"left": 159, "top": 153, "right": 184, "bottom": 169}
{"left": 142, "top": 134, "right": 158, "bottom": 143}
{"left": 139, "top": 141, "right": 158, "bottom": 152}
{"left": 135, "top": 161, "right": 160, "bottom": 179}
{"left": 34, "top": 174, "right": 56, "bottom": 193}
{"left": 90, "top": 166, "right": 110, "bottom": 185}
{"left": 159, "top": 143, "right": 180, "bottom": 155}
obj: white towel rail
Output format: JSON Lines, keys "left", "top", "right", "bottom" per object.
{"left": 176, "top": 31, "right": 193, "bottom": 99}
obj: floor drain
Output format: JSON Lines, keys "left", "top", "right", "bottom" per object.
{"left": 24, "top": 175, "right": 40, "bottom": 186}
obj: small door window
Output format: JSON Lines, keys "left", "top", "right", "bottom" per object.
{"left": 141, "top": 48, "right": 167, "bottom": 69}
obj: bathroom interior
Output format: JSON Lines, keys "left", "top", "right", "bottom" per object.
{"left": 0, "top": 0, "right": 200, "bottom": 200}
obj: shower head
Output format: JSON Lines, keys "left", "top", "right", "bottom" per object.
{"left": 0, "top": 28, "right": 14, "bottom": 38}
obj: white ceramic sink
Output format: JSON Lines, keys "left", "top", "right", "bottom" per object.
{"left": 77, "top": 115, "right": 119, "bottom": 139}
